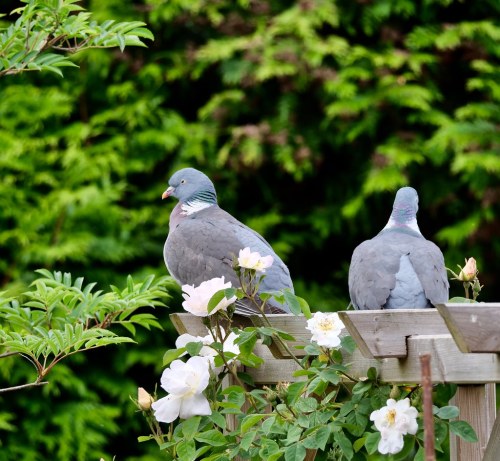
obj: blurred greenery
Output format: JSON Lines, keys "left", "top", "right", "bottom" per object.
{"left": 0, "top": 0, "right": 499, "bottom": 459}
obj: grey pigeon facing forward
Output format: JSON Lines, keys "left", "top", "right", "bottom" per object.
{"left": 162, "top": 167, "right": 294, "bottom": 315}
{"left": 348, "top": 187, "right": 449, "bottom": 310}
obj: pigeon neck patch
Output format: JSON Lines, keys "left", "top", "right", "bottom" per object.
{"left": 181, "top": 200, "right": 213, "bottom": 215}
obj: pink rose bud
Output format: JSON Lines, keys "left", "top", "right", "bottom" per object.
{"left": 458, "top": 257, "right": 477, "bottom": 282}
{"left": 138, "top": 387, "right": 153, "bottom": 410}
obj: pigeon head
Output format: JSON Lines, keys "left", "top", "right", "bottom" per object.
{"left": 383, "top": 186, "right": 421, "bottom": 233}
{"left": 162, "top": 168, "right": 218, "bottom": 206}
{"left": 393, "top": 187, "right": 419, "bottom": 215}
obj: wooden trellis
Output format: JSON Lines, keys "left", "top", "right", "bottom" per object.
{"left": 170, "top": 303, "right": 500, "bottom": 461}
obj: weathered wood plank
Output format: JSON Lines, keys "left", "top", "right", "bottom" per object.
{"left": 436, "top": 303, "right": 500, "bottom": 353}
{"left": 449, "top": 384, "right": 497, "bottom": 461}
{"left": 483, "top": 408, "right": 500, "bottom": 461}
{"left": 337, "top": 309, "right": 449, "bottom": 358}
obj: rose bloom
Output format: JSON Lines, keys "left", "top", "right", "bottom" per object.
{"left": 458, "top": 257, "right": 477, "bottom": 282}
{"left": 152, "top": 356, "right": 211, "bottom": 423}
{"left": 182, "top": 276, "right": 237, "bottom": 316}
{"left": 238, "top": 247, "right": 274, "bottom": 273}
{"left": 370, "top": 398, "right": 418, "bottom": 455}
{"left": 306, "top": 312, "right": 345, "bottom": 348}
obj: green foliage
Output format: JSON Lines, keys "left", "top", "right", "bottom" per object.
{"left": 0, "top": 0, "right": 153, "bottom": 76}
{"left": 0, "top": 270, "right": 173, "bottom": 460}
{"left": 0, "top": 268, "right": 171, "bottom": 388}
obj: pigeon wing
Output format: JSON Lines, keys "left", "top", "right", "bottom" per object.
{"left": 164, "top": 206, "right": 293, "bottom": 313}
{"left": 348, "top": 234, "right": 400, "bottom": 310}
{"left": 408, "top": 239, "right": 450, "bottom": 306}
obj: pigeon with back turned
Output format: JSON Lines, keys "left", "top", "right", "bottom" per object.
{"left": 162, "top": 167, "right": 294, "bottom": 315}
{"left": 348, "top": 187, "right": 449, "bottom": 310}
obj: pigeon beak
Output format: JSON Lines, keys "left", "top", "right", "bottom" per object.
{"left": 162, "top": 187, "right": 174, "bottom": 199}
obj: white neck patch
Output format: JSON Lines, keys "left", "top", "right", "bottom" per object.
{"left": 383, "top": 217, "right": 421, "bottom": 234}
{"left": 181, "top": 200, "right": 213, "bottom": 215}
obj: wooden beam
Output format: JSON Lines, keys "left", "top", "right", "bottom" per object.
{"left": 170, "top": 314, "right": 500, "bottom": 384}
{"left": 337, "top": 309, "right": 449, "bottom": 358}
{"left": 436, "top": 303, "right": 500, "bottom": 353}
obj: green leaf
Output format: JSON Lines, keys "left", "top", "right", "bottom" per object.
{"left": 303, "top": 426, "right": 330, "bottom": 450}
{"left": 285, "top": 381, "right": 307, "bottom": 404}
{"left": 449, "top": 420, "right": 478, "bottom": 442}
{"left": 318, "top": 368, "right": 341, "bottom": 385}
{"left": 352, "top": 380, "right": 372, "bottom": 394}
{"left": 334, "top": 431, "right": 353, "bottom": 460}
{"left": 208, "top": 289, "right": 237, "bottom": 313}
{"left": 435, "top": 405, "right": 460, "bottom": 419}
{"left": 295, "top": 397, "right": 318, "bottom": 413}
{"left": 176, "top": 439, "right": 196, "bottom": 461}
{"left": 367, "top": 367, "right": 378, "bottom": 381}
{"left": 194, "top": 429, "right": 227, "bottom": 446}
{"left": 353, "top": 436, "right": 366, "bottom": 452}
{"left": 414, "top": 445, "right": 425, "bottom": 461}
{"left": 240, "top": 430, "right": 257, "bottom": 451}
{"left": 284, "top": 443, "right": 306, "bottom": 461}
{"left": 208, "top": 412, "right": 226, "bottom": 430}
{"left": 365, "top": 431, "right": 381, "bottom": 454}
{"left": 340, "top": 335, "right": 357, "bottom": 354}
{"left": 234, "top": 329, "right": 257, "bottom": 355}
{"left": 241, "top": 414, "right": 266, "bottom": 433}
{"left": 181, "top": 416, "right": 201, "bottom": 440}
{"left": 185, "top": 341, "right": 203, "bottom": 356}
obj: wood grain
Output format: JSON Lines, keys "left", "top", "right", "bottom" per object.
{"left": 436, "top": 303, "right": 500, "bottom": 353}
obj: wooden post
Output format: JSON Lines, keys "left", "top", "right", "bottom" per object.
{"left": 450, "top": 383, "right": 496, "bottom": 461}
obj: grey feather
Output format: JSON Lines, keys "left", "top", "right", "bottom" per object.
{"left": 348, "top": 187, "right": 449, "bottom": 310}
{"left": 163, "top": 168, "right": 294, "bottom": 315}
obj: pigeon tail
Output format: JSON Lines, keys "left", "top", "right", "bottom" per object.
{"left": 384, "top": 254, "right": 432, "bottom": 309}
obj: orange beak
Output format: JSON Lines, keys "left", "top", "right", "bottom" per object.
{"left": 162, "top": 187, "right": 173, "bottom": 199}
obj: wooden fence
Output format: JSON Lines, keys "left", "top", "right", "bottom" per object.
{"left": 170, "top": 303, "right": 500, "bottom": 461}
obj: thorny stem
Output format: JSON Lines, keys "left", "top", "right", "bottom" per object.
{"left": 238, "top": 270, "right": 303, "bottom": 367}
{"left": 210, "top": 315, "right": 261, "bottom": 413}
{"left": 463, "top": 282, "right": 470, "bottom": 300}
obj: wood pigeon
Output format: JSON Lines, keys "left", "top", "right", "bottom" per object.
{"left": 348, "top": 187, "right": 449, "bottom": 310}
{"left": 162, "top": 167, "right": 294, "bottom": 315}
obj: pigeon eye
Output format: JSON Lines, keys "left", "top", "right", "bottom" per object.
{"left": 180, "top": 179, "right": 186, "bottom": 184}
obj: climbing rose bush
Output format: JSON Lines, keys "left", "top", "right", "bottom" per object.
{"left": 136, "top": 250, "right": 478, "bottom": 459}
